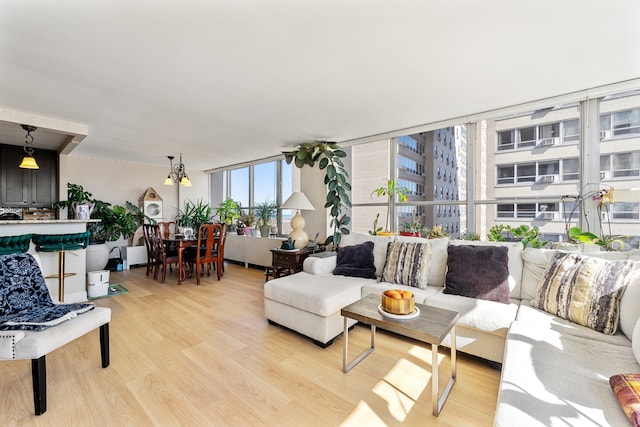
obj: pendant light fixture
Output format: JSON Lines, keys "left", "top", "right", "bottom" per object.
{"left": 19, "top": 124, "right": 39, "bottom": 169}
{"left": 163, "top": 153, "right": 192, "bottom": 186}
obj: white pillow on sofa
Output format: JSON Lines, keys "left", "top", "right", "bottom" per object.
{"left": 396, "top": 236, "right": 449, "bottom": 286}
{"left": 620, "top": 269, "right": 640, "bottom": 340}
{"left": 634, "top": 317, "right": 640, "bottom": 364}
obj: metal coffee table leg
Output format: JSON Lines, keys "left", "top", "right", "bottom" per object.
{"left": 343, "top": 317, "right": 376, "bottom": 373}
{"left": 432, "top": 326, "right": 457, "bottom": 415}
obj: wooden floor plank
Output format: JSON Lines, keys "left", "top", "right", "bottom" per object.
{"left": 0, "top": 262, "right": 500, "bottom": 426}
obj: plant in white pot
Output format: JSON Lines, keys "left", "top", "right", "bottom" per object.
{"left": 255, "top": 200, "right": 277, "bottom": 238}
{"left": 370, "top": 179, "right": 408, "bottom": 236}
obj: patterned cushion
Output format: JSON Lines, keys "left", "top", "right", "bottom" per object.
{"left": 380, "top": 241, "right": 431, "bottom": 289}
{"left": 444, "top": 245, "right": 511, "bottom": 304}
{"left": 609, "top": 374, "right": 640, "bottom": 426}
{"left": 531, "top": 252, "right": 634, "bottom": 334}
{"left": 333, "top": 241, "right": 376, "bottom": 279}
{"left": 0, "top": 253, "right": 94, "bottom": 331}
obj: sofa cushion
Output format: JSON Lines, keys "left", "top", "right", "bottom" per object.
{"left": 340, "top": 232, "right": 394, "bottom": 277}
{"left": 609, "top": 374, "right": 640, "bottom": 426}
{"left": 516, "top": 303, "right": 632, "bottom": 346}
{"left": 531, "top": 252, "right": 634, "bottom": 335}
{"left": 449, "top": 239, "right": 524, "bottom": 299}
{"left": 380, "top": 241, "right": 431, "bottom": 289}
{"left": 333, "top": 241, "right": 376, "bottom": 279}
{"left": 360, "top": 282, "right": 441, "bottom": 304}
{"left": 396, "top": 236, "right": 449, "bottom": 286}
{"left": 425, "top": 291, "right": 518, "bottom": 337}
{"left": 444, "top": 245, "right": 510, "bottom": 304}
{"left": 263, "top": 272, "right": 366, "bottom": 317}
{"left": 621, "top": 269, "right": 640, "bottom": 340}
{"left": 634, "top": 319, "right": 640, "bottom": 365}
{"left": 495, "top": 320, "right": 639, "bottom": 427}
{"left": 521, "top": 247, "right": 554, "bottom": 301}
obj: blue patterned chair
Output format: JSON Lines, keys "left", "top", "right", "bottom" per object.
{"left": 0, "top": 252, "right": 111, "bottom": 415}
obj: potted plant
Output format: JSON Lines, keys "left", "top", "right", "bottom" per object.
{"left": 423, "top": 224, "right": 449, "bottom": 239}
{"left": 55, "top": 183, "right": 154, "bottom": 271}
{"left": 488, "top": 224, "right": 548, "bottom": 249}
{"left": 254, "top": 199, "right": 277, "bottom": 238}
{"left": 238, "top": 208, "right": 256, "bottom": 235}
{"left": 370, "top": 179, "right": 408, "bottom": 236}
{"left": 399, "top": 220, "right": 421, "bottom": 237}
{"left": 214, "top": 198, "right": 241, "bottom": 231}
{"left": 460, "top": 230, "right": 481, "bottom": 241}
{"left": 175, "top": 199, "right": 213, "bottom": 232}
{"left": 567, "top": 227, "right": 625, "bottom": 251}
{"left": 368, "top": 213, "right": 383, "bottom": 236}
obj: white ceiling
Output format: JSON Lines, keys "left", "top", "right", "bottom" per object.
{"left": 1, "top": 0, "right": 639, "bottom": 171}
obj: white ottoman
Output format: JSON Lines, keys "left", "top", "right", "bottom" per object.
{"left": 264, "top": 271, "right": 367, "bottom": 347}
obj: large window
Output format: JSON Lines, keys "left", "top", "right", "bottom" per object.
{"left": 214, "top": 158, "right": 293, "bottom": 234}
{"left": 612, "top": 152, "right": 640, "bottom": 177}
{"left": 344, "top": 89, "right": 640, "bottom": 249}
{"left": 229, "top": 168, "right": 249, "bottom": 207}
{"left": 601, "top": 108, "right": 640, "bottom": 137}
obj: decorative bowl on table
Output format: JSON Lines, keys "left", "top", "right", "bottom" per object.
{"left": 381, "top": 289, "right": 415, "bottom": 315}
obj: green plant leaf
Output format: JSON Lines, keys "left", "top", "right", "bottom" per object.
{"left": 319, "top": 157, "right": 329, "bottom": 170}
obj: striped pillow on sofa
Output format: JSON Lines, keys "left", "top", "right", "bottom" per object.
{"left": 380, "top": 241, "right": 431, "bottom": 289}
{"left": 531, "top": 252, "right": 634, "bottom": 334}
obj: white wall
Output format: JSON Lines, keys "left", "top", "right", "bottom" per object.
{"left": 300, "top": 165, "right": 330, "bottom": 243}
{"left": 59, "top": 154, "right": 209, "bottom": 222}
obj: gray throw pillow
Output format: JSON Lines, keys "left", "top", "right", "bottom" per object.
{"left": 333, "top": 241, "right": 377, "bottom": 279}
{"left": 444, "top": 245, "right": 511, "bottom": 304}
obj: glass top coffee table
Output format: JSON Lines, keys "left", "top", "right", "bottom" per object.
{"left": 341, "top": 293, "right": 459, "bottom": 416}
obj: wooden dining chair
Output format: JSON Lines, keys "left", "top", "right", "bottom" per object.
{"left": 142, "top": 224, "right": 159, "bottom": 278}
{"left": 213, "top": 223, "right": 228, "bottom": 275}
{"left": 158, "top": 221, "right": 176, "bottom": 239}
{"left": 150, "top": 228, "right": 179, "bottom": 283}
{"left": 184, "top": 223, "right": 223, "bottom": 285}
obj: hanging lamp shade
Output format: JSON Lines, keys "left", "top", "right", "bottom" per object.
{"left": 19, "top": 124, "right": 39, "bottom": 170}
{"left": 19, "top": 155, "right": 39, "bottom": 169}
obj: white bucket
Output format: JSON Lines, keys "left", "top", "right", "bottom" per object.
{"left": 87, "top": 282, "right": 109, "bottom": 298}
{"left": 87, "top": 270, "right": 109, "bottom": 298}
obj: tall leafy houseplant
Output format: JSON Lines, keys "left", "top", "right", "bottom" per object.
{"left": 283, "top": 141, "right": 351, "bottom": 246}
{"left": 370, "top": 179, "right": 408, "bottom": 234}
{"left": 175, "top": 199, "right": 213, "bottom": 231}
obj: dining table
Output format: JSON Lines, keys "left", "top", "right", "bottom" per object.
{"left": 163, "top": 235, "right": 198, "bottom": 284}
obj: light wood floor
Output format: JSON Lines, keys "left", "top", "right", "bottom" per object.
{"left": 1, "top": 263, "right": 501, "bottom": 426}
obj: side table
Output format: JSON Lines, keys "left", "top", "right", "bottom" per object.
{"left": 266, "top": 248, "right": 310, "bottom": 280}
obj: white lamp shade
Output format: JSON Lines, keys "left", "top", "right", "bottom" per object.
{"left": 281, "top": 192, "right": 315, "bottom": 211}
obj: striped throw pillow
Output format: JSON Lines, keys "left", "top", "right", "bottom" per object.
{"left": 381, "top": 242, "right": 431, "bottom": 289}
{"left": 531, "top": 252, "right": 634, "bottom": 334}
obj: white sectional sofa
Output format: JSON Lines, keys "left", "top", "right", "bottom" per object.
{"left": 263, "top": 232, "right": 640, "bottom": 426}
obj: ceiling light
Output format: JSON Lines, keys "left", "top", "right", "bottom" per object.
{"left": 19, "top": 124, "right": 39, "bottom": 169}
{"left": 164, "top": 154, "right": 191, "bottom": 186}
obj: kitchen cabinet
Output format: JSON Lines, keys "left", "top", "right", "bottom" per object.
{"left": 0, "top": 144, "right": 58, "bottom": 208}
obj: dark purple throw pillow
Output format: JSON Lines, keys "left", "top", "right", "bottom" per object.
{"left": 444, "top": 245, "right": 511, "bottom": 304}
{"left": 333, "top": 241, "right": 377, "bottom": 279}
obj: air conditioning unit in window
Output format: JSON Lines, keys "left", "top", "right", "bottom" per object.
{"left": 539, "top": 138, "right": 556, "bottom": 147}
{"left": 539, "top": 212, "right": 555, "bottom": 220}
{"left": 539, "top": 175, "right": 555, "bottom": 183}
{"left": 600, "top": 130, "right": 611, "bottom": 139}
{"left": 600, "top": 171, "right": 611, "bottom": 180}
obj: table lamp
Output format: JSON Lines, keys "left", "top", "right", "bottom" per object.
{"left": 281, "top": 192, "right": 315, "bottom": 249}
